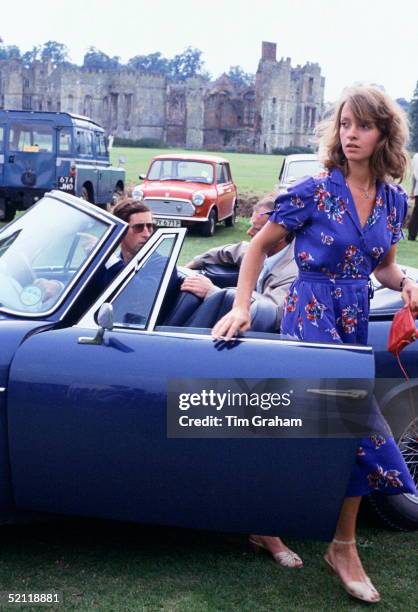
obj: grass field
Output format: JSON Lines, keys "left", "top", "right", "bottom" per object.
{"left": 111, "top": 145, "right": 414, "bottom": 198}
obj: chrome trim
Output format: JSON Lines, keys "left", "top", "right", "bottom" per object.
{"left": 75, "top": 317, "right": 373, "bottom": 354}
{"left": 0, "top": 387, "right": 6, "bottom": 393}
{"left": 153, "top": 214, "right": 208, "bottom": 222}
{"left": 145, "top": 197, "right": 190, "bottom": 204}
{"left": 147, "top": 231, "right": 185, "bottom": 330}
{"left": 0, "top": 191, "right": 125, "bottom": 320}
{"left": 76, "top": 227, "right": 187, "bottom": 330}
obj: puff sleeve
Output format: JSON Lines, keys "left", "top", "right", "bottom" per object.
{"left": 388, "top": 184, "right": 408, "bottom": 245}
{"left": 269, "top": 176, "right": 317, "bottom": 232}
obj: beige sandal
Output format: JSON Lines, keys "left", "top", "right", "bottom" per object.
{"left": 249, "top": 536, "right": 303, "bottom": 569}
{"left": 324, "top": 539, "right": 380, "bottom": 604}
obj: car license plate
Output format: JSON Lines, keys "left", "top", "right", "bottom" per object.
{"left": 155, "top": 218, "right": 181, "bottom": 228}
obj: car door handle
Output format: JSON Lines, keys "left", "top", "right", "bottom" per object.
{"left": 306, "top": 388, "right": 369, "bottom": 399}
{"left": 8, "top": 155, "right": 15, "bottom": 163}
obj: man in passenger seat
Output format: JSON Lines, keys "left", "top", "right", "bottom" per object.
{"left": 182, "top": 196, "right": 297, "bottom": 329}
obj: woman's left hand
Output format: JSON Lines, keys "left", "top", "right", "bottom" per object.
{"left": 401, "top": 279, "right": 418, "bottom": 313}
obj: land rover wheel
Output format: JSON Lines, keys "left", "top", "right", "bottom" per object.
{"left": 201, "top": 209, "right": 217, "bottom": 237}
{"left": 367, "top": 415, "right": 418, "bottom": 530}
{"left": 0, "top": 202, "right": 16, "bottom": 223}
{"left": 80, "top": 186, "right": 90, "bottom": 202}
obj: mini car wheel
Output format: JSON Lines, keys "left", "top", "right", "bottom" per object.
{"left": 201, "top": 209, "right": 217, "bottom": 237}
{"left": 367, "top": 414, "right": 418, "bottom": 530}
{"left": 224, "top": 203, "right": 237, "bottom": 228}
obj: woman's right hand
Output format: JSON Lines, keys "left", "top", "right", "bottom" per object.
{"left": 212, "top": 306, "right": 251, "bottom": 341}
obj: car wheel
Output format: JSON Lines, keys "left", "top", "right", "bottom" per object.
{"left": 224, "top": 203, "right": 237, "bottom": 228}
{"left": 367, "top": 415, "right": 418, "bottom": 530}
{"left": 2, "top": 205, "right": 16, "bottom": 223}
{"left": 201, "top": 209, "right": 217, "bottom": 237}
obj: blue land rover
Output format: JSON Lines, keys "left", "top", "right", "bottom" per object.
{"left": 0, "top": 110, "right": 125, "bottom": 221}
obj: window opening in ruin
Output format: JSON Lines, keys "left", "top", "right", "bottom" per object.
{"left": 124, "top": 93, "right": 132, "bottom": 131}
{"left": 67, "top": 94, "right": 74, "bottom": 113}
{"left": 23, "top": 78, "right": 30, "bottom": 89}
{"left": 308, "top": 77, "right": 314, "bottom": 96}
{"left": 83, "top": 95, "right": 93, "bottom": 117}
{"left": 22, "top": 94, "right": 32, "bottom": 110}
{"left": 272, "top": 97, "right": 276, "bottom": 104}
{"left": 0, "top": 94, "right": 4, "bottom": 110}
{"left": 47, "top": 99, "right": 52, "bottom": 111}
{"left": 271, "top": 124, "right": 275, "bottom": 130}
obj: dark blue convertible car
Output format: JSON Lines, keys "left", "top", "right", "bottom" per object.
{"left": 0, "top": 191, "right": 417, "bottom": 539}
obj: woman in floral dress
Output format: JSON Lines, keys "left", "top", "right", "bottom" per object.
{"left": 213, "top": 86, "right": 418, "bottom": 603}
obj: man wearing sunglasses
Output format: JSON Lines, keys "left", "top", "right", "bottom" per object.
{"left": 97, "top": 199, "right": 159, "bottom": 290}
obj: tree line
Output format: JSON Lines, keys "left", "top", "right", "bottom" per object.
{"left": 0, "top": 40, "right": 255, "bottom": 87}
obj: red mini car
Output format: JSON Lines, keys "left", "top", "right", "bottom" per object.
{"left": 132, "top": 154, "right": 238, "bottom": 236}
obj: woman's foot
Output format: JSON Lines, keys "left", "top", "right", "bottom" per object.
{"left": 249, "top": 534, "right": 303, "bottom": 568}
{"left": 324, "top": 539, "right": 380, "bottom": 603}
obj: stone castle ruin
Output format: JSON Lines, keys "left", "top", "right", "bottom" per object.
{"left": 0, "top": 42, "right": 325, "bottom": 153}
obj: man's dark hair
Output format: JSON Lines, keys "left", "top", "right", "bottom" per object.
{"left": 254, "top": 194, "right": 294, "bottom": 244}
{"left": 113, "top": 198, "right": 152, "bottom": 223}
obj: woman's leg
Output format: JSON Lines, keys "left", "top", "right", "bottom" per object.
{"left": 325, "top": 496, "right": 380, "bottom": 602}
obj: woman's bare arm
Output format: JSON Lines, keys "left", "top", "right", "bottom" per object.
{"left": 212, "top": 222, "right": 288, "bottom": 340}
{"left": 374, "top": 245, "right": 418, "bottom": 311}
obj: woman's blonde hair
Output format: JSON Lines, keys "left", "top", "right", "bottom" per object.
{"left": 317, "top": 85, "right": 410, "bottom": 182}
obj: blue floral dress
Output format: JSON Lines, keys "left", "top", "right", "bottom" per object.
{"left": 270, "top": 167, "right": 416, "bottom": 497}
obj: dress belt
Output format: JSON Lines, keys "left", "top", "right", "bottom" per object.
{"left": 298, "top": 272, "right": 374, "bottom": 299}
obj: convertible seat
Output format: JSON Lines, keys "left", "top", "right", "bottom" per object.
{"left": 159, "top": 289, "right": 203, "bottom": 326}
{"left": 183, "top": 288, "right": 279, "bottom": 332}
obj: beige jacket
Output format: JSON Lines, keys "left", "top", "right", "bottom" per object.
{"left": 190, "top": 241, "right": 298, "bottom": 326}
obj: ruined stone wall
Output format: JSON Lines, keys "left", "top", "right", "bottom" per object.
{"left": 0, "top": 42, "right": 324, "bottom": 152}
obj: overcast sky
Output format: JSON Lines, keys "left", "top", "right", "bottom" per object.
{"left": 1, "top": 0, "right": 417, "bottom": 102}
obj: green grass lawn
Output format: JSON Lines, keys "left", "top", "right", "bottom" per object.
{"left": 1, "top": 518, "right": 417, "bottom": 611}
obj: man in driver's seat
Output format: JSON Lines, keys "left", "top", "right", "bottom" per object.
{"left": 98, "top": 199, "right": 156, "bottom": 289}
{"left": 182, "top": 195, "right": 297, "bottom": 329}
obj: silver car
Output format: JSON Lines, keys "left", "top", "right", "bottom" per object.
{"left": 277, "top": 153, "right": 323, "bottom": 193}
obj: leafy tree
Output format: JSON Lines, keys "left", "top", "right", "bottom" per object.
{"left": 22, "top": 45, "right": 41, "bottom": 65}
{"left": 128, "top": 52, "right": 170, "bottom": 75}
{"left": 409, "top": 82, "right": 418, "bottom": 152}
{"left": 83, "top": 47, "right": 121, "bottom": 70}
{"left": 227, "top": 66, "right": 255, "bottom": 88}
{"left": 0, "top": 44, "right": 21, "bottom": 60}
{"left": 40, "top": 40, "right": 69, "bottom": 64}
{"left": 169, "top": 47, "right": 207, "bottom": 81}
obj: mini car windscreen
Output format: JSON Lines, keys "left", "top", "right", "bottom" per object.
{"left": 147, "top": 160, "right": 214, "bottom": 183}
{"left": 0, "top": 197, "right": 110, "bottom": 315}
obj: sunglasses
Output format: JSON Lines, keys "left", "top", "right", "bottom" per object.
{"left": 129, "top": 222, "right": 156, "bottom": 233}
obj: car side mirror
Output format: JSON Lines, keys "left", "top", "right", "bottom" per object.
{"left": 78, "top": 303, "right": 114, "bottom": 345}
{"left": 139, "top": 173, "right": 146, "bottom": 180}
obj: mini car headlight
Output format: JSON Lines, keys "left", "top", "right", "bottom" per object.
{"left": 132, "top": 188, "right": 144, "bottom": 201}
{"left": 192, "top": 191, "right": 205, "bottom": 206}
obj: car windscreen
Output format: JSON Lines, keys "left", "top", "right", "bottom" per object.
{"left": 286, "top": 160, "right": 323, "bottom": 181}
{"left": 0, "top": 197, "right": 110, "bottom": 315}
{"left": 8, "top": 122, "right": 54, "bottom": 153}
{"left": 148, "top": 160, "right": 214, "bottom": 183}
